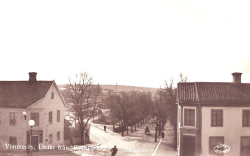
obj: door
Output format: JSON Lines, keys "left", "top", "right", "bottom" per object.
{"left": 31, "top": 136, "right": 39, "bottom": 152}
{"left": 183, "top": 135, "right": 195, "bottom": 156}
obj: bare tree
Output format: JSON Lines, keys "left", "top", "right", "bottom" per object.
{"left": 67, "top": 72, "right": 102, "bottom": 145}
{"left": 163, "top": 72, "right": 188, "bottom": 147}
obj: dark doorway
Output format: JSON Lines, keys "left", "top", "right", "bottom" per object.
{"left": 31, "top": 136, "right": 39, "bottom": 152}
{"left": 183, "top": 135, "right": 195, "bottom": 156}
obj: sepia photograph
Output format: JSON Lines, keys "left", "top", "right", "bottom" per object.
{"left": 0, "top": 0, "right": 250, "bottom": 156}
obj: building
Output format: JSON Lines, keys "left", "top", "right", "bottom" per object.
{"left": 0, "top": 72, "right": 66, "bottom": 152}
{"left": 177, "top": 72, "right": 250, "bottom": 156}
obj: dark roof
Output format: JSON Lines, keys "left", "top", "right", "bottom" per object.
{"left": 178, "top": 82, "right": 250, "bottom": 105}
{"left": 0, "top": 81, "right": 53, "bottom": 108}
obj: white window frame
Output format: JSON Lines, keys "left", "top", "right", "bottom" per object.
{"left": 9, "top": 112, "right": 18, "bottom": 126}
{"left": 183, "top": 107, "right": 196, "bottom": 128}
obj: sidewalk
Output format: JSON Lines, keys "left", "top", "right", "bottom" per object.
{"left": 153, "top": 121, "right": 177, "bottom": 156}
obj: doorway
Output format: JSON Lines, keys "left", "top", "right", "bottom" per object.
{"left": 31, "top": 136, "right": 39, "bottom": 152}
{"left": 183, "top": 135, "right": 195, "bottom": 156}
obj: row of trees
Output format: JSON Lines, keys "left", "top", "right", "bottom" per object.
{"left": 106, "top": 90, "right": 152, "bottom": 136}
{"left": 62, "top": 72, "right": 188, "bottom": 146}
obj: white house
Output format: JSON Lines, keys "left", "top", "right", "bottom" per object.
{"left": 0, "top": 72, "right": 66, "bottom": 152}
{"left": 177, "top": 72, "right": 250, "bottom": 156}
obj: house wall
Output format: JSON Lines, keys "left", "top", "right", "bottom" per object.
{"left": 178, "top": 105, "right": 201, "bottom": 156}
{"left": 0, "top": 107, "right": 28, "bottom": 150}
{"left": 31, "top": 82, "right": 65, "bottom": 147}
{"left": 0, "top": 82, "right": 65, "bottom": 151}
{"left": 202, "top": 106, "right": 250, "bottom": 156}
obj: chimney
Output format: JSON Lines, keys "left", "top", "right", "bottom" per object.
{"left": 28, "top": 72, "right": 37, "bottom": 82}
{"left": 232, "top": 72, "right": 242, "bottom": 84}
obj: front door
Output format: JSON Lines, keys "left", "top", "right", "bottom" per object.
{"left": 31, "top": 136, "right": 39, "bottom": 152}
{"left": 183, "top": 135, "right": 195, "bottom": 156}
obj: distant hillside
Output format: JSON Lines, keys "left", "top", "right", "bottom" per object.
{"left": 100, "top": 84, "right": 158, "bottom": 94}
{"left": 58, "top": 84, "right": 159, "bottom": 94}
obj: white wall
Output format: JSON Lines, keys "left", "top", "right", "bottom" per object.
{"left": 202, "top": 107, "right": 250, "bottom": 156}
{"left": 0, "top": 82, "right": 65, "bottom": 150}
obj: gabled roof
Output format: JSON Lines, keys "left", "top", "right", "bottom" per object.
{"left": 0, "top": 81, "right": 53, "bottom": 108}
{"left": 178, "top": 82, "right": 250, "bottom": 105}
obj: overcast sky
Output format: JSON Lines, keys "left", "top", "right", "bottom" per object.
{"left": 1, "top": 0, "right": 250, "bottom": 88}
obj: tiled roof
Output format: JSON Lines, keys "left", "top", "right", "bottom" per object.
{"left": 178, "top": 82, "right": 250, "bottom": 105}
{"left": 0, "top": 81, "right": 53, "bottom": 108}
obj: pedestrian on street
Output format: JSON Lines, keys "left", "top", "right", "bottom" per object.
{"left": 110, "top": 145, "right": 118, "bottom": 156}
{"left": 161, "top": 131, "right": 165, "bottom": 139}
{"left": 145, "top": 126, "right": 150, "bottom": 135}
{"left": 70, "top": 137, "right": 74, "bottom": 146}
{"left": 104, "top": 125, "right": 106, "bottom": 132}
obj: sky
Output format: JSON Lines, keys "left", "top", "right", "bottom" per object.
{"left": 1, "top": 0, "right": 250, "bottom": 88}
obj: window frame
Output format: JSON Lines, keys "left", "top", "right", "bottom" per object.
{"left": 242, "top": 110, "right": 250, "bottom": 127}
{"left": 10, "top": 112, "right": 18, "bottom": 126}
{"left": 57, "top": 131, "right": 60, "bottom": 141}
{"left": 183, "top": 107, "right": 196, "bottom": 127}
{"left": 57, "top": 110, "right": 60, "bottom": 122}
{"left": 30, "top": 112, "right": 39, "bottom": 126}
{"left": 49, "top": 111, "right": 53, "bottom": 124}
{"left": 209, "top": 136, "right": 224, "bottom": 155}
{"left": 241, "top": 136, "right": 250, "bottom": 156}
{"left": 49, "top": 134, "right": 53, "bottom": 144}
{"left": 211, "top": 109, "right": 223, "bottom": 127}
{"left": 51, "top": 92, "right": 54, "bottom": 99}
{"left": 9, "top": 136, "right": 17, "bottom": 145}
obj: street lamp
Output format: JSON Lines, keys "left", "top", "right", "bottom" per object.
{"left": 29, "top": 120, "right": 35, "bottom": 156}
{"left": 23, "top": 111, "right": 27, "bottom": 120}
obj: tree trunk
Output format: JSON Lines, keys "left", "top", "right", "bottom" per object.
{"left": 121, "top": 122, "right": 124, "bottom": 137}
{"left": 83, "top": 129, "right": 85, "bottom": 145}
{"left": 158, "top": 118, "right": 162, "bottom": 136}
{"left": 80, "top": 124, "right": 84, "bottom": 145}
{"left": 155, "top": 124, "right": 158, "bottom": 142}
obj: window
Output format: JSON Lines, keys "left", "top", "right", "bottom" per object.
{"left": 10, "top": 112, "right": 18, "bottom": 126}
{"left": 243, "top": 110, "right": 250, "bottom": 127}
{"left": 30, "top": 113, "right": 39, "bottom": 126}
{"left": 241, "top": 137, "right": 250, "bottom": 156}
{"left": 209, "top": 137, "right": 224, "bottom": 155}
{"left": 57, "top": 131, "right": 60, "bottom": 141}
{"left": 9, "top": 136, "right": 17, "bottom": 145}
{"left": 51, "top": 92, "right": 54, "bottom": 99}
{"left": 184, "top": 109, "right": 195, "bottom": 126}
{"left": 49, "top": 134, "right": 53, "bottom": 144}
{"left": 49, "top": 111, "right": 52, "bottom": 124}
{"left": 211, "top": 109, "right": 223, "bottom": 127}
{"left": 57, "top": 110, "right": 60, "bottom": 122}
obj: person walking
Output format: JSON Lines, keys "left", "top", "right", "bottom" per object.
{"left": 161, "top": 131, "right": 165, "bottom": 139}
{"left": 104, "top": 125, "right": 106, "bottom": 132}
{"left": 145, "top": 126, "right": 150, "bottom": 135}
{"left": 110, "top": 145, "right": 118, "bottom": 156}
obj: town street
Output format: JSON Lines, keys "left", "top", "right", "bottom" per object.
{"left": 71, "top": 123, "right": 157, "bottom": 156}
{"left": 39, "top": 122, "right": 157, "bottom": 156}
